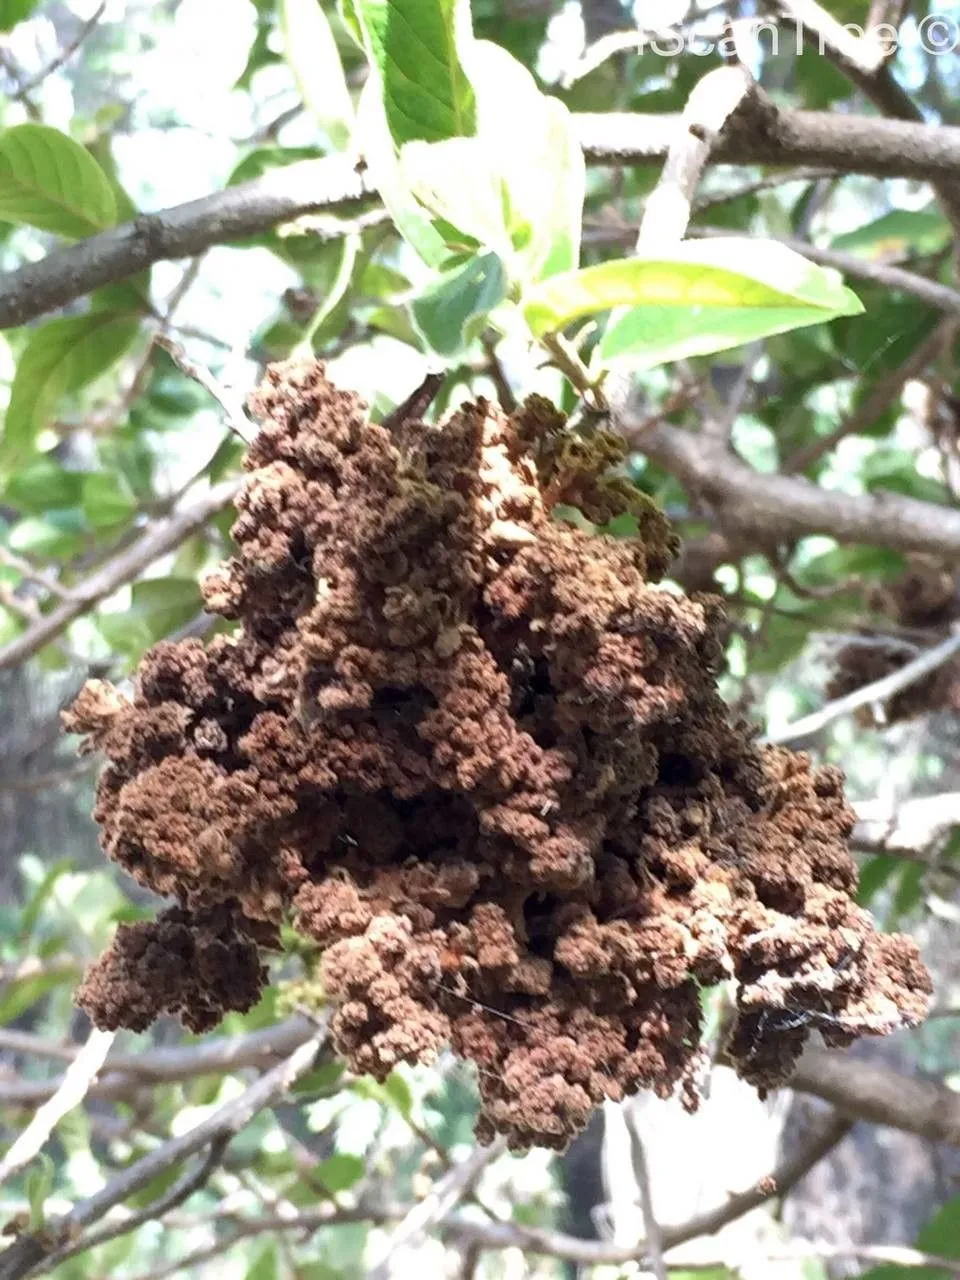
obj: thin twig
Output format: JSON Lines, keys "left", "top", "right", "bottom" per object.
{"left": 0, "top": 548, "right": 73, "bottom": 602}
{"left": 40, "top": 1136, "right": 232, "bottom": 1274}
{"left": 0, "top": 1015, "right": 318, "bottom": 1108}
{"left": 0, "top": 1029, "right": 116, "bottom": 1187}
{"left": 626, "top": 1120, "right": 667, "bottom": 1280}
{"left": 153, "top": 335, "right": 257, "bottom": 445}
{"left": 380, "top": 371, "right": 446, "bottom": 434}
{"left": 1, "top": 1024, "right": 327, "bottom": 1280}
{"left": 638, "top": 63, "right": 754, "bottom": 245}
{"left": 10, "top": 1, "right": 107, "bottom": 100}
{"left": 0, "top": 476, "right": 242, "bottom": 671}
{"left": 785, "top": 317, "right": 960, "bottom": 472}
{"left": 693, "top": 166, "right": 840, "bottom": 212}
{"left": 765, "top": 625, "right": 960, "bottom": 744}
{"left": 366, "top": 1138, "right": 508, "bottom": 1280}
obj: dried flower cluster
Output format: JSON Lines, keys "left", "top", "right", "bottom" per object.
{"left": 65, "top": 361, "right": 931, "bottom": 1149}
{"left": 826, "top": 557, "right": 960, "bottom": 726}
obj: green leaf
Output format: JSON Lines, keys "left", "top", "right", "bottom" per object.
{"left": 400, "top": 137, "right": 512, "bottom": 258}
{"left": 831, "top": 208, "right": 952, "bottom": 260}
{"left": 0, "top": 966, "right": 78, "bottom": 1025}
{"left": 0, "top": 0, "right": 41, "bottom": 31}
{"left": 856, "top": 854, "right": 901, "bottom": 906}
{"left": 861, "top": 1193, "right": 960, "bottom": 1279}
{"left": 81, "top": 472, "right": 138, "bottom": 530}
{"left": 281, "top": 0, "right": 355, "bottom": 150}
{"left": 25, "top": 1154, "right": 55, "bottom": 1229}
{"left": 0, "top": 124, "right": 118, "bottom": 237}
{"left": 295, "top": 233, "right": 361, "bottom": 355}
{"left": 315, "top": 1152, "right": 366, "bottom": 1193}
{"left": 381, "top": 1069, "right": 414, "bottom": 1119}
{"left": 244, "top": 1242, "right": 279, "bottom": 1280}
{"left": 227, "top": 145, "right": 324, "bottom": 188}
{"left": 463, "top": 39, "right": 582, "bottom": 281}
{"left": 798, "top": 546, "right": 905, "bottom": 590}
{"left": 18, "top": 859, "right": 73, "bottom": 943}
{"left": 667, "top": 1271, "right": 732, "bottom": 1280}
{"left": 2, "top": 312, "right": 142, "bottom": 463}
{"left": 7, "top": 508, "right": 88, "bottom": 560}
{"left": 339, "top": 0, "right": 363, "bottom": 44}
{"left": 354, "top": 77, "right": 451, "bottom": 268}
{"left": 411, "top": 250, "right": 506, "bottom": 356}
{"left": 293, "top": 1061, "right": 345, "bottom": 1095}
{"left": 353, "top": 0, "right": 476, "bottom": 145}
{"left": 890, "top": 861, "right": 925, "bottom": 925}
{"left": 522, "top": 239, "right": 863, "bottom": 370}
{"left": 4, "top": 460, "right": 85, "bottom": 514}
{"left": 99, "top": 577, "right": 204, "bottom": 655}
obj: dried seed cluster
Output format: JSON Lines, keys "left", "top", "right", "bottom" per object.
{"left": 826, "top": 557, "right": 960, "bottom": 726}
{"left": 65, "top": 361, "right": 931, "bottom": 1149}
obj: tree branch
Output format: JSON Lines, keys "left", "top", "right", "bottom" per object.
{"left": 0, "top": 155, "right": 376, "bottom": 330}
{"left": 762, "top": 0, "right": 960, "bottom": 236}
{"left": 790, "top": 1045, "right": 960, "bottom": 1145}
{"left": 444, "top": 1110, "right": 852, "bottom": 1265}
{"left": 577, "top": 110, "right": 960, "bottom": 181}
{"left": 0, "top": 1029, "right": 115, "bottom": 1187}
{"left": 0, "top": 1023, "right": 327, "bottom": 1280}
{"left": 632, "top": 421, "right": 960, "bottom": 560}
{"left": 765, "top": 625, "right": 960, "bottom": 744}
{"left": 0, "top": 477, "right": 241, "bottom": 671}
{"left": 638, "top": 64, "right": 754, "bottom": 244}
{"left": 3, "top": 111, "right": 960, "bottom": 329}
{"left": 366, "top": 1138, "right": 507, "bottom": 1280}
{"left": 784, "top": 317, "right": 959, "bottom": 472}
{"left": 0, "top": 1015, "right": 317, "bottom": 1108}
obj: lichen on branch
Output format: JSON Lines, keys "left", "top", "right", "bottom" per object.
{"left": 64, "top": 360, "right": 931, "bottom": 1150}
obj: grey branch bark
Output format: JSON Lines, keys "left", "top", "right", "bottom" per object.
{"left": 762, "top": 0, "right": 960, "bottom": 236}
{"left": 791, "top": 1045, "right": 960, "bottom": 1145}
{"left": 0, "top": 1014, "right": 317, "bottom": 1106}
{"left": 632, "top": 421, "right": 960, "bottom": 561}
{"left": 3, "top": 111, "right": 960, "bottom": 330}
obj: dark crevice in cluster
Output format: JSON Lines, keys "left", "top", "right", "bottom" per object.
{"left": 826, "top": 557, "right": 960, "bottom": 726}
{"left": 65, "top": 361, "right": 931, "bottom": 1149}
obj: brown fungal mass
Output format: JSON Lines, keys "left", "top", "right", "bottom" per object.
{"left": 64, "top": 360, "right": 932, "bottom": 1150}
{"left": 826, "top": 557, "right": 960, "bottom": 726}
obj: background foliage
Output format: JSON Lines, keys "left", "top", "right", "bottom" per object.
{"left": 0, "top": 0, "right": 959, "bottom": 1277}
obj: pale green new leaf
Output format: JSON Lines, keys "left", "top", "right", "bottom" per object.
{"left": 280, "top": 0, "right": 355, "bottom": 150}
{"left": 353, "top": 0, "right": 476, "bottom": 144}
{"left": 522, "top": 238, "right": 863, "bottom": 369}
{"left": 400, "top": 136, "right": 511, "bottom": 257}
{"left": 2, "top": 312, "right": 142, "bottom": 462}
{"left": 354, "top": 78, "right": 450, "bottom": 268}
{"left": 25, "top": 1154, "right": 55, "bottom": 1229}
{"left": 411, "top": 250, "right": 507, "bottom": 356}
{"left": 0, "top": 124, "right": 118, "bottom": 237}
{"left": 463, "top": 40, "right": 582, "bottom": 281}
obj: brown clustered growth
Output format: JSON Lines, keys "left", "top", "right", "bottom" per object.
{"left": 65, "top": 360, "right": 932, "bottom": 1150}
{"left": 825, "top": 557, "right": 960, "bottom": 726}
